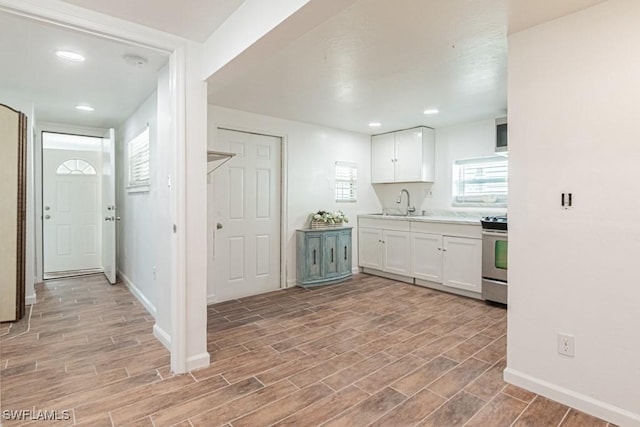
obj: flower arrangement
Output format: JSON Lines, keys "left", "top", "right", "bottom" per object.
{"left": 310, "top": 210, "right": 349, "bottom": 228}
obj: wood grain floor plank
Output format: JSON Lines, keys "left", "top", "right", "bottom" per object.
{"left": 0, "top": 274, "right": 611, "bottom": 427}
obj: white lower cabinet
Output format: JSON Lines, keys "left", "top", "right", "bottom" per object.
{"left": 358, "top": 227, "right": 411, "bottom": 275}
{"left": 382, "top": 230, "right": 411, "bottom": 276}
{"left": 358, "top": 227, "right": 383, "bottom": 270}
{"left": 411, "top": 232, "right": 482, "bottom": 293}
{"left": 442, "top": 236, "right": 482, "bottom": 293}
{"left": 410, "top": 232, "right": 442, "bottom": 282}
{"left": 359, "top": 216, "right": 482, "bottom": 298}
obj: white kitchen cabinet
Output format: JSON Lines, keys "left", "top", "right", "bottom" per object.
{"left": 358, "top": 227, "right": 383, "bottom": 270}
{"left": 371, "top": 126, "right": 435, "bottom": 183}
{"left": 410, "top": 232, "right": 442, "bottom": 283}
{"left": 442, "top": 236, "right": 482, "bottom": 293}
{"left": 371, "top": 132, "right": 395, "bottom": 183}
{"left": 382, "top": 230, "right": 411, "bottom": 276}
{"left": 411, "top": 223, "right": 482, "bottom": 295}
{"left": 358, "top": 227, "right": 411, "bottom": 276}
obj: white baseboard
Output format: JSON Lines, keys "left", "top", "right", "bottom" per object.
{"left": 286, "top": 278, "right": 297, "bottom": 288}
{"left": 186, "top": 352, "right": 210, "bottom": 372}
{"left": 152, "top": 323, "right": 171, "bottom": 350}
{"left": 25, "top": 292, "right": 36, "bottom": 306}
{"left": 504, "top": 367, "right": 640, "bottom": 426}
{"left": 207, "top": 294, "right": 217, "bottom": 304}
{"left": 118, "top": 270, "right": 157, "bottom": 318}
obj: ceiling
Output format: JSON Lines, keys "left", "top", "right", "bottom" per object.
{"left": 0, "top": 0, "right": 607, "bottom": 134}
{"left": 59, "top": 0, "right": 245, "bottom": 42}
{"left": 207, "top": 0, "right": 607, "bottom": 134}
{"left": 208, "top": 0, "right": 507, "bottom": 134}
{"left": 0, "top": 11, "right": 169, "bottom": 129}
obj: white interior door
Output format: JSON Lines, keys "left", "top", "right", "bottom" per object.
{"left": 102, "top": 128, "right": 116, "bottom": 283}
{"left": 43, "top": 134, "right": 103, "bottom": 274}
{"left": 210, "top": 129, "right": 281, "bottom": 302}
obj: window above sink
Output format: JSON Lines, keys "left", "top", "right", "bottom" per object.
{"left": 452, "top": 155, "right": 508, "bottom": 207}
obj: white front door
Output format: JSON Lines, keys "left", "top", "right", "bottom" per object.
{"left": 209, "top": 129, "right": 282, "bottom": 302}
{"left": 43, "top": 136, "right": 103, "bottom": 274}
{"left": 101, "top": 128, "right": 117, "bottom": 283}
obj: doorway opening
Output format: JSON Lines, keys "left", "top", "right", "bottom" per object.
{"left": 41, "top": 131, "right": 115, "bottom": 282}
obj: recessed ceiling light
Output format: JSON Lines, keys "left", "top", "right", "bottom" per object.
{"left": 56, "top": 50, "right": 85, "bottom": 62}
{"left": 75, "top": 105, "right": 94, "bottom": 112}
{"left": 369, "top": 122, "right": 382, "bottom": 127}
{"left": 423, "top": 108, "right": 439, "bottom": 115}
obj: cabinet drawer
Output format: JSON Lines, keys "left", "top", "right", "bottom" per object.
{"left": 410, "top": 221, "right": 481, "bottom": 238}
{"left": 358, "top": 217, "right": 410, "bottom": 231}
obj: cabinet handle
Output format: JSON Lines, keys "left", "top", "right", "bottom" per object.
{"left": 331, "top": 248, "right": 334, "bottom": 263}
{"left": 313, "top": 249, "right": 316, "bottom": 265}
{"left": 344, "top": 246, "right": 347, "bottom": 260}
{"left": 437, "top": 248, "right": 442, "bottom": 251}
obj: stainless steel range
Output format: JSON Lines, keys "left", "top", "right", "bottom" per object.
{"left": 481, "top": 216, "right": 508, "bottom": 304}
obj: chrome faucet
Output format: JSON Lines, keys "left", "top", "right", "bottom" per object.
{"left": 396, "top": 189, "right": 415, "bottom": 216}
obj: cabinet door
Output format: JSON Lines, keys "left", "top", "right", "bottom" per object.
{"left": 382, "top": 230, "right": 411, "bottom": 276}
{"left": 442, "top": 236, "right": 482, "bottom": 292}
{"left": 305, "top": 234, "right": 323, "bottom": 281}
{"left": 371, "top": 133, "right": 396, "bottom": 183}
{"left": 411, "top": 232, "right": 443, "bottom": 283}
{"left": 358, "top": 227, "right": 383, "bottom": 269}
{"left": 394, "top": 128, "right": 424, "bottom": 182}
{"left": 323, "top": 232, "right": 339, "bottom": 278}
{"left": 338, "top": 229, "right": 352, "bottom": 275}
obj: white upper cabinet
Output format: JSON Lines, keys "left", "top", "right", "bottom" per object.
{"left": 371, "top": 127, "right": 435, "bottom": 183}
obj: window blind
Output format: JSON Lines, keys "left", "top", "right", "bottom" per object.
{"left": 335, "top": 161, "right": 357, "bottom": 202}
{"left": 128, "top": 127, "right": 150, "bottom": 189}
{"left": 452, "top": 155, "right": 507, "bottom": 206}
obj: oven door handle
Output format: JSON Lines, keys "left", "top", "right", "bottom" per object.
{"left": 482, "top": 230, "right": 508, "bottom": 237}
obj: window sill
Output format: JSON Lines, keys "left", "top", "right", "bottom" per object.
{"left": 451, "top": 202, "right": 507, "bottom": 208}
{"left": 127, "top": 185, "right": 150, "bottom": 194}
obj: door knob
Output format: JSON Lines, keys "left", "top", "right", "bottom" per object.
{"left": 216, "top": 223, "right": 223, "bottom": 229}
{"left": 44, "top": 214, "right": 51, "bottom": 219}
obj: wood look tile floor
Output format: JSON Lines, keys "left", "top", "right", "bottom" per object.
{"left": 1, "top": 274, "right": 612, "bottom": 426}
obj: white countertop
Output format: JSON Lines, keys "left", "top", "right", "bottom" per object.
{"left": 358, "top": 213, "right": 481, "bottom": 226}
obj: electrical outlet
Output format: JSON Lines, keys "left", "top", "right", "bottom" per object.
{"left": 557, "top": 333, "right": 575, "bottom": 357}
{"left": 425, "top": 188, "right": 433, "bottom": 198}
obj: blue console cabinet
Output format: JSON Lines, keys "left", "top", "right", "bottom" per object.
{"left": 296, "top": 227, "right": 352, "bottom": 287}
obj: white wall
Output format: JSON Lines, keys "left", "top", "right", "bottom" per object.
{"left": 506, "top": 1, "right": 640, "bottom": 425}
{"left": 374, "top": 119, "right": 505, "bottom": 216}
{"left": 153, "top": 66, "right": 173, "bottom": 346}
{"left": 207, "top": 105, "right": 380, "bottom": 292}
{"left": 115, "top": 86, "right": 167, "bottom": 319}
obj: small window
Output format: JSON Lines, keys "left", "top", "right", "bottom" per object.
{"left": 56, "top": 159, "right": 97, "bottom": 175}
{"left": 335, "top": 161, "right": 357, "bottom": 202}
{"left": 128, "top": 127, "right": 150, "bottom": 191}
{"left": 452, "top": 155, "right": 508, "bottom": 206}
